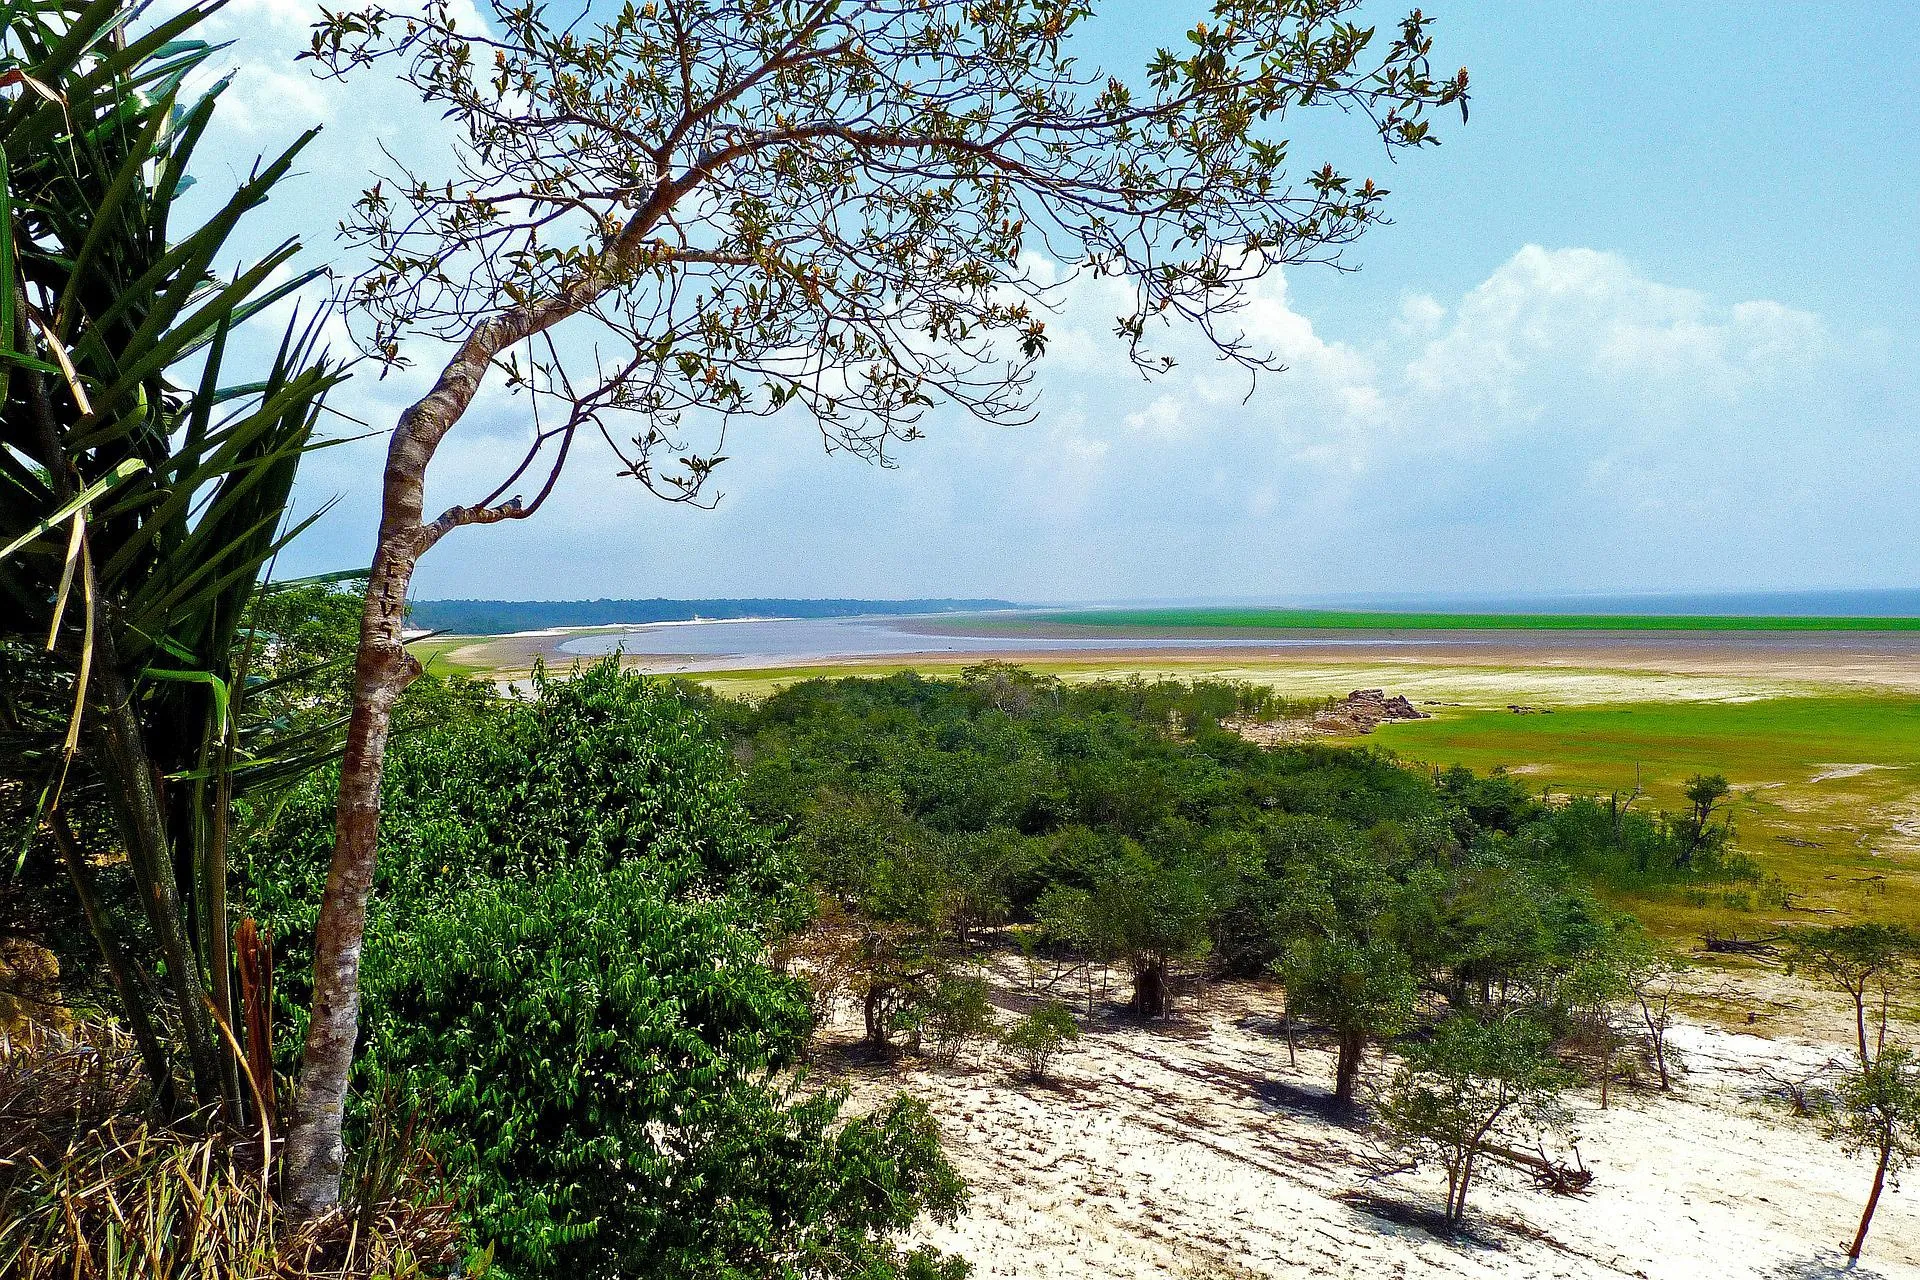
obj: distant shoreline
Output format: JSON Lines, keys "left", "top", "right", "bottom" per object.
{"left": 982, "top": 608, "right": 1920, "bottom": 634}
{"left": 405, "top": 597, "right": 1020, "bottom": 636}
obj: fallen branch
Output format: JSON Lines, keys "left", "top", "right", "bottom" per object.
{"left": 1700, "top": 933, "right": 1782, "bottom": 956}
{"left": 1481, "top": 1141, "right": 1594, "bottom": 1195}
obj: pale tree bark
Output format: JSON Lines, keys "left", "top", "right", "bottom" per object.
{"left": 281, "top": 305, "right": 583, "bottom": 1216}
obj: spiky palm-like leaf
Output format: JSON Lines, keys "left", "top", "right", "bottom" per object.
{"left": 2, "top": 0, "right": 342, "bottom": 1120}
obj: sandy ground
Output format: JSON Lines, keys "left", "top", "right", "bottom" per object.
{"left": 674, "top": 652, "right": 1876, "bottom": 708}
{"left": 826, "top": 965, "right": 1920, "bottom": 1280}
{"left": 887, "top": 626, "right": 1920, "bottom": 697}
{"left": 431, "top": 624, "right": 1920, "bottom": 699}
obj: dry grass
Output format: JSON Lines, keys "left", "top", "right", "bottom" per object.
{"left": 0, "top": 1024, "right": 469, "bottom": 1280}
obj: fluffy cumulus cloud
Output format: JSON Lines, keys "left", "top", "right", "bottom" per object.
{"left": 1405, "top": 246, "right": 1828, "bottom": 418}
{"left": 321, "top": 242, "right": 1910, "bottom": 602}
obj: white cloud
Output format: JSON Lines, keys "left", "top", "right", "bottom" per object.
{"left": 1404, "top": 245, "right": 1826, "bottom": 420}
{"left": 274, "top": 238, "right": 1914, "bottom": 601}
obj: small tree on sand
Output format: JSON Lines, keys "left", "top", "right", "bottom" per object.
{"left": 1827, "top": 1047, "right": 1920, "bottom": 1263}
{"left": 1002, "top": 1000, "right": 1080, "bottom": 1082}
{"left": 1275, "top": 934, "right": 1414, "bottom": 1105}
{"left": 1085, "top": 845, "right": 1214, "bottom": 1020}
{"left": 1780, "top": 923, "right": 1920, "bottom": 1262}
{"left": 1618, "top": 933, "right": 1687, "bottom": 1091}
{"left": 1273, "top": 842, "right": 1412, "bottom": 1104}
{"left": 1376, "top": 1014, "right": 1570, "bottom": 1231}
{"left": 279, "top": 0, "right": 1469, "bottom": 1212}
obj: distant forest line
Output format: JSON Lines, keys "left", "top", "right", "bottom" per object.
{"left": 409, "top": 597, "right": 1018, "bottom": 635}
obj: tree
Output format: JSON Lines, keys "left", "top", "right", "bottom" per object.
{"left": 1002, "top": 999, "right": 1080, "bottom": 1082}
{"left": 1375, "top": 1014, "right": 1570, "bottom": 1231}
{"left": 940, "top": 827, "right": 1032, "bottom": 949}
{"left": 1672, "top": 773, "right": 1730, "bottom": 868}
{"left": 1050, "top": 836, "right": 1213, "bottom": 1019}
{"left": 280, "top": 0, "right": 1469, "bottom": 1211}
{"left": 1278, "top": 934, "right": 1414, "bottom": 1106}
{"left": 1605, "top": 928, "right": 1687, "bottom": 1093}
{"left": 1784, "top": 924, "right": 1919, "bottom": 1066}
{"left": 2, "top": 0, "right": 337, "bottom": 1122}
{"left": 793, "top": 789, "right": 954, "bottom": 1046}
{"left": 1272, "top": 843, "right": 1413, "bottom": 1104}
{"left": 914, "top": 972, "right": 996, "bottom": 1067}
{"left": 1827, "top": 1047, "right": 1920, "bottom": 1263}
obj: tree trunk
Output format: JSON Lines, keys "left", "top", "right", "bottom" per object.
{"left": 189, "top": 721, "right": 243, "bottom": 1124}
{"left": 1333, "top": 1028, "right": 1365, "bottom": 1105}
{"left": 89, "top": 658, "right": 223, "bottom": 1109}
{"left": 1450, "top": 1146, "right": 1477, "bottom": 1226}
{"left": 280, "top": 550, "right": 419, "bottom": 1217}
{"left": 1640, "top": 996, "right": 1672, "bottom": 1090}
{"left": 49, "top": 810, "right": 180, "bottom": 1116}
{"left": 1131, "top": 956, "right": 1168, "bottom": 1020}
{"left": 1848, "top": 1141, "right": 1891, "bottom": 1262}
{"left": 279, "top": 234, "right": 645, "bottom": 1220}
{"left": 281, "top": 411, "right": 438, "bottom": 1218}
{"left": 1850, "top": 988, "right": 1871, "bottom": 1067}
{"left": 1451, "top": 1106, "right": 1504, "bottom": 1228}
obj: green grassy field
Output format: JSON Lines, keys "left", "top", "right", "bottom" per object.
{"left": 1370, "top": 695, "right": 1920, "bottom": 935}
{"left": 1032, "top": 608, "right": 1920, "bottom": 632}
{"left": 407, "top": 636, "right": 495, "bottom": 679}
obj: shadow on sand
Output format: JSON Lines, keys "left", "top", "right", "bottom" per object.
{"left": 1254, "top": 1078, "right": 1372, "bottom": 1129}
{"left": 1766, "top": 1256, "right": 1889, "bottom": 1280}
{"left": 1338, "top": 1190, "right": 1505, "bottom": 1249}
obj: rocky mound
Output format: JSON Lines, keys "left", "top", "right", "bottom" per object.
{"left": 1225, "top": 689, "right": 1429, "bottom": 745}
{"left": 1313, "top": 688, "right": 1429, "bottom": 734}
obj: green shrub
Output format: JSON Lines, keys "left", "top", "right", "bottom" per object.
{"left": 244, "top": 663, "right": 961, "bottom": 1280}
{"left": 247, "top": 662, "right": 804, "bottom": 1042}
{"left": 916, "top": 975, "right": 996, "bottom": 1066}
{"left": 1001, "top": 1001, "right": 1080, "bottom": 1081}
{"left": 367, "top": 860, "right": 958, "bottom": 1278}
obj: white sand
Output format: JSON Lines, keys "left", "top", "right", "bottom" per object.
{"left": 829, "top": 972, "right": 1920, "bottom": 1279}
{"left": 1808, "top": 764, "right": 1894, "bottom": 784}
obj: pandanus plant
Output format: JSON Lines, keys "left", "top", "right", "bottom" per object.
{"left": 1, "top": 0, "right": 341, "bottom": 1127}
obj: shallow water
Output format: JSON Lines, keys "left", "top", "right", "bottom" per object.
{"left": 554, "top": 613, "right": 1429, "bottom": 663}
{"left": 551, "top": 612, "right": 1920, "bottom": 667}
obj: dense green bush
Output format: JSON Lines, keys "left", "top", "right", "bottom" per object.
{"left": 244, "top": 662, "right": 962, "bottom": 1280}
{"left": 250, "top": 662, "right": 803, "bottom": 1020}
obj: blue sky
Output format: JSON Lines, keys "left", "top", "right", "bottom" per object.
{"left": 185, "top": 0, "right": 1919, "bottom": 602}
